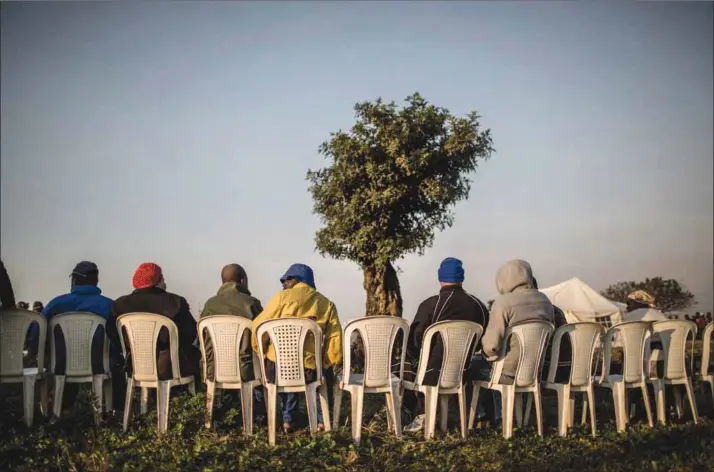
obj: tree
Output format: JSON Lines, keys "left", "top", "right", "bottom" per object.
{"left": 307, "top": 93, "right": 494, "bottom": 316}
{"left": 601, "top": 277, "right": 696, "bottom": 313}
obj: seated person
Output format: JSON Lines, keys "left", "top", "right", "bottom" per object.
{"left": 251, "top": 263, "right": 342, "bottom": 432}
{"left": 107, "top": 263, "right": 201, "bottom": 410}
{"left": 403, "top": 258, "right": 489, "bottom": 432}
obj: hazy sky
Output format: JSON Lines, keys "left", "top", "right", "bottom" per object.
{"left": 2, "top": 2, "right": 712, "bottom": 320}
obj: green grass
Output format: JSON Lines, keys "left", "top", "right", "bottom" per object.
{"left": 1, "top": 383, "right": 713, "bottom": 472}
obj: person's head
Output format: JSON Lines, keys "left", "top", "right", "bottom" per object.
{"left": 32, "top": 301, "right": 43, "bottom": 312}
{"left": 70, "top": 261, "right": 99, "bottom": 287}
{"left": 221, "top": 263, "right": 248, "bottom": 287}
{"left": 438, "top": 257, "right": 465, "bottom": 287}
{"left": 495, "top": 259, "right": 535, "bottom": 295}
{"left": 17, "top": 301, "right": 29, "bottom": 310}
{"left": 280, "top": 264, "right": 315, "bottom": 290}
{"left": 132, "top": 262, "right": 166, "bottom": 291}
{"left": 626, "top": 290, "right": 655, "bottom": 312}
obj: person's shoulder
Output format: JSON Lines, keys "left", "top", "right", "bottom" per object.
{"left": 463, "top": 291, "right": 487, "bottom": 307}
{"left": 418, "top": 294, "right": 440, "bottom": 307}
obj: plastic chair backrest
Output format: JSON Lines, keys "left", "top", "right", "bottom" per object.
{"left": 256, "top": 318, "right": 323, "bottom": 388}
{"left": 343, "top": 316, "right": 409, "bottom": 388}
{"left": 603, "top": 321, "right": 650, "bottom": 383}
{"left": 49, "top": 312, "right": 109, "bottom": 376}
{"left": 495, "top": 320, "right": 554, "bottom": 388}
{"left": 652, "top": 320, "right": 697, "bottom": 381}
{"left": 116, "top": 313, "right": 182, "bottom": 382}
{"left": 547, "top": 322, "right": 604, "bottom": 387}
{"left": 198, "top": 315, "right": 253, "bottom": 384}
{"left": 702, "top": 322, "right": 713, "bottom": 376}
{"left": 415, "top": 320, "right": 482, "bottom": 389}
{"left": 0, "top": 310, "right": 46, "bottom": 376}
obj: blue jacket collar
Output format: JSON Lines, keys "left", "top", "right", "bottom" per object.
{"left": 70, "top": 285, "right": 102, "bottom": 295}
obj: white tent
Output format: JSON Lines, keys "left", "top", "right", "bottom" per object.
{"left": 540, "top": 277, "right": 624, "bottom": 325}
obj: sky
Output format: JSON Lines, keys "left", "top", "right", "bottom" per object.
{"left": 1, "top": 2, "right": 712, "bottom": 321}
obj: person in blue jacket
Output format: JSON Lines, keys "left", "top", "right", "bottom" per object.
{"left": 38, "top": 261, "right": 116, "bottom": 413}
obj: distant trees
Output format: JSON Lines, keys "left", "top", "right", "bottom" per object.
{"left": 601, "top": 277, "right": 695, "bottom": 313}
{"left": 307, "top": 93, "right": 494, "bottom": 316}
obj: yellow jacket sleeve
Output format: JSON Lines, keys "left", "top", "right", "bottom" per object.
{"left": 251, "top": 291, "right": 283, "bottom": 354}
{"left": 323, "top": 303, "right": 343, "bottom": 368}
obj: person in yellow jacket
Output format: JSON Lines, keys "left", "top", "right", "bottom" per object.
{"left": 252, "top": 263, "right": 342, "bottom": 432}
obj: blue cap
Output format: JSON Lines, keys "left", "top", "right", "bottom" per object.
{"left": 280, "top": 263, "right": 316, "bottom": 289}
{"left": 438, "top": 258, "right": 465, "bottom": 283}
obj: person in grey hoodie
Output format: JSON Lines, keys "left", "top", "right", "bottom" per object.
{"left": 469, "top": 259, "right": 554, "bottom": 425}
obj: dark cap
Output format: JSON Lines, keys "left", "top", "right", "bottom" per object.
{"left": 71, "top": 261, "right": 99, "bottom": 278}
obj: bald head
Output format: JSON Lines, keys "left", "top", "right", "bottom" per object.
{"left": 221, "top": 264, "right": 248, "bottom": 286}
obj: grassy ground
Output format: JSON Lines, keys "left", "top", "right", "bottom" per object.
{"left": 1, "top": 381, "right": 713, "bottom": 472}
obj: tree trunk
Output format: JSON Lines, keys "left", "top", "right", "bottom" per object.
{"left": 363, "top": 261, "right": 403, "bottom": 317}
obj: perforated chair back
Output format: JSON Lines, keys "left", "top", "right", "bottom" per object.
{"left": 116, "top": 313, "right": 182, "bottom": 382}
{"left": 198, "top": 315, "right": 254, "bottom": 384}
{"left": 256, "top": 318, "right": 323, "bottom": 388}
{"left": 49, "top": 312, "right": 109, "bottom": 377}
{"left": 0, "top": 310, "right": 46, "bottom": 377}
{"left": 343, "top": 316, "right": 409, "bottom": 387}
{"left": 415, "top": 321, "right": 482, "bottom": 389}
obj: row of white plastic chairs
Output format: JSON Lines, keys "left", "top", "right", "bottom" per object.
{"left": 1, "top": 310, "right": 712, "bottom": 446}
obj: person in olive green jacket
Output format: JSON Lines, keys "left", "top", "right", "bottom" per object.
{"left": 252, "top": 263, "right": 342, "bottom": 432}
{"left": 201, "top": 264, "right": 263, "bottom": 382}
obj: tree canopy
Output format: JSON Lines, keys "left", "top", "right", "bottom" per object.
{"left": 306, "top": 93, "right": 494, "bottom": 268}
{"left": 601, "top": 277, "right": 695, "bottom": 313}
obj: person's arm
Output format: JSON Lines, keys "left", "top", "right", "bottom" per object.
{"left": 249, "top": 298, "right": 263, "bottom": 319}
{"left": 323, "top": 303, "right": 343, "bottom": 370}
{"left": 407, "top": 299, "right": 433, "bottom": 362}
{"left": 251, "top": 292, "right": 283, "bottom": 354}
{"left": 105, "top": 303, "right": 122, "bottom": 354}
{"left": 0, "top": 259, "right": 16, "bottom": 310}
{"left": 481, "top": 298, "right": 508, "bottom": 361}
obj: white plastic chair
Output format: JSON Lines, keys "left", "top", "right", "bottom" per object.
{"left": 0, "top": 310, "right": 49, "bottom": 427}
{"left": 540, "top": 322, "right": 604, "bottom": 437}
{"left": 698, "top": 322, "right": 713, "bottom": 407}
{"left": 648, "top": 320, "right": 698, "bottom": 424}
{"left": 116, "top": 313, "right": 196, "bottom": 434}
{"left": 596, "top": 321, "right": 654, "bottom": 432}
{"left": 198, "top": 315, "right": 262, "bottom": 434}
{"left": 332, "top": 316, "right": 409, "bottom": 443}
{"left": 469, "top": 320, "right": 553, "bottom": 439}
{"left": 49, "top": 312, "right": 112, "bottom": 423}
{"left": 403, "top": 320, "right": 482, "bottom": 440}
{"left": 255, "top": 318, "right": 333, "bottom": 446}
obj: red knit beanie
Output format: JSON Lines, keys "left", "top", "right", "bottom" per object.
{"left": 132, "top": 262, "right": 163, "bottom": 289}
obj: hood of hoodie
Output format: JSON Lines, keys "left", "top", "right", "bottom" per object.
{"left": 495, "top": 259, "right": 535, "bottom": 294}
{"left": 280, "top": 263, "right": 316, "bottom": 289}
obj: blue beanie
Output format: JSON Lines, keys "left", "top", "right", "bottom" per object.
{"left": 438, "top": 258, "right": 465, "bottom": 283}
{"left": 280, "top": 263, "right": 316, "bottom": 289}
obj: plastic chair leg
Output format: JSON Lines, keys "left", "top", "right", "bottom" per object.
{"left": 157, "top": 380, "right": 171, "bottom": 435}
{"left": 241, "top": 382, "right": 255, "bottom": 435}
{"left": 40, "top": 377, "right": 49, "bottom": 417}
{"left": 640, "top": 382, "right": 654, "bottom": 427}
{"left": 92, "top": 375, "right": 104, "bottom": 424}
{"left": 350, "top": 386, "right": 364, "bottom": 444}
{"left": 439, "top": 394, "right": 449, "bottom": 432}
{"left": 468, "top": 383, "right": 481, "bottom": 430}
{"left": 612, "top": 383, "right": 627, "bottom": 432}
{"left": 140, "top": 388, "right": 149, "bottom": 415}
{"left": 533, "top": 387, "right": 544, "bottom": 438}
{"left": 684, "top": 379, "right": 699, "bottom": 424}
{"left": 457, "top": 387, "right": 468, "bottom": 439}
{"left": 318, "top": 382, "right": 332, "bottom": 432}
{"left": 123, "top": 378, "right": 134, "bottom": 432}
{"left": 424, "top": 386, "right": 439, "bottom": 440}
{"left": 266, "top": 384, "right": 278, "bottom": 446}
{"left": 502, "top": 386, "right": 516, "bottom": 439}
{"left": 188, "top": 380, "right": 196, "bottom": 396}
{"left": 388, "top": 382, "right": 403, "bottom": 438}
{"left": 555, "top": 385, "right": 569, "bottom": 437}
{"left": 673, "top": 386, "right": 684, "bottom": 419}
{"left": 205, "top": 381, "right": 216, "bottom": 429}
{"left": 586, "top": 387, "right": 597, "bottom": 437}
{"left": 652, "top": 380, "right": 666, "bottom": 424}
{"left": 305, "top": 385, "right": 319, "bottom": 435}
{"left": 53, "top": 375, "right": 66, "bottom": 418}
{"left": 332, "top": 387, "right": 343, "bottom": 430}
{"left": 23, "top": 375, "right": 37, "bottom": 427}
